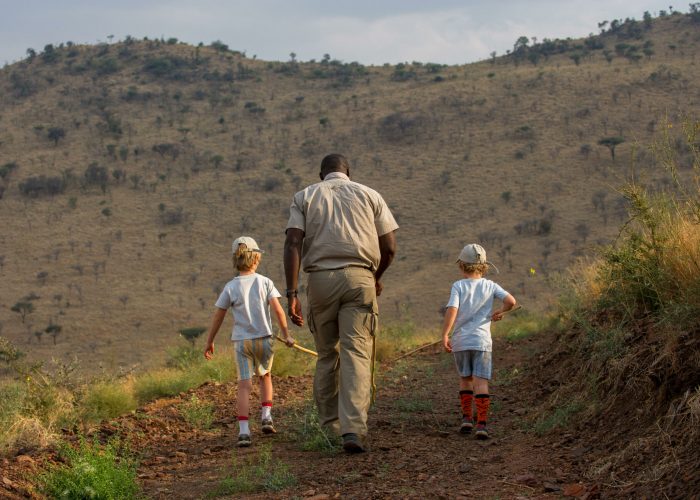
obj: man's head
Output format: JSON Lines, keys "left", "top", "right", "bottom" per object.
{"left": 320, "top": 153, "right": 350, "bottom": 180}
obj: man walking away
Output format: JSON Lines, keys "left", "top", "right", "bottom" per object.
{"left": 284, "top": 153, "right": 398, "bottom": 453}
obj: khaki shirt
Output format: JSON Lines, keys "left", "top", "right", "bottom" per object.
{"left": 286, "top": 172, "right": 399, "bottom": 272}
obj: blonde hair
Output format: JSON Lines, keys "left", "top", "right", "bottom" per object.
{"left": 458, "top": 261, "right": 489, "bottom": 275}
{"left": 233, "top": 243, "right": 261, "bottom": 271}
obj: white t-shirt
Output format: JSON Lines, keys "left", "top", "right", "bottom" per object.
{"left": 446, "top": 278, "right": 509, "bottom": 352}
{"left": 214, "top": 273, "right": 281, "bottom": 341}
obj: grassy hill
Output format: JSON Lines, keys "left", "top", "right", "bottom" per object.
{"left": 1, "top": 11, "right": 699, "bottom": 373}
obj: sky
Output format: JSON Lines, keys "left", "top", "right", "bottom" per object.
{"left": 0, "top": 1, "right": 680, "bottom": 66}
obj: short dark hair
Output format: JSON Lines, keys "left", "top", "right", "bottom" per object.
{"left": 320, "top": 153, "right": 349, "bottom": 177}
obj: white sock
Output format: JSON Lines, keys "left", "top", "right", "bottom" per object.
{"left": 261, "top": 405, "right": 272, "bottom": 421}
{"left": 238, "top": 419, "right": 249, "bottom": 435}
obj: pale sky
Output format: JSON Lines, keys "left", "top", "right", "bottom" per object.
{"left": 0, "top": 1, "right": 679, "bottom": 66}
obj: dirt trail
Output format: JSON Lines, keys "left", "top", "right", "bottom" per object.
{"left": 2, "top": 334, "right": 598, "bottom": 499}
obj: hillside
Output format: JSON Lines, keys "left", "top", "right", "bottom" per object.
{"left": 1, "top": 11, "right": 700, "bottom": 372}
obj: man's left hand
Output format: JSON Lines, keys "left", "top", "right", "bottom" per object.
{"left": 288, "top": 296, "right": 304, "bottom": 327}
{"left": 375, "top": 280, "right": 384, "bottom": 297}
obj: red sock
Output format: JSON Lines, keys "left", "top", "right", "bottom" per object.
{"left": 459, "top": 390, "right": 474, "bottom": 419}
{"left": 475, "top": 394, "right": 490, "bottom": 425}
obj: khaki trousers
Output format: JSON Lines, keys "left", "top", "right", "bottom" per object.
{"left": 307, "top": 267, "right": 377, "bottom": 438}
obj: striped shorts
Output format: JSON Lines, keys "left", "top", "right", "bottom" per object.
{"left": 233, "top": 337, "right": 274, "bottom": 381}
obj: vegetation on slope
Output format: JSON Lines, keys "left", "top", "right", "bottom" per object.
{"left": 537, "top": 117, "right": 699, "bottom": 495}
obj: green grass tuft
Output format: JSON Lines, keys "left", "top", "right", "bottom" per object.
{"left": 210, "top": 444, "right": 296, "bottom": 496}
{"left": 179, "top": 395, "right": 214, "bottom": 429}
{"left": 39, "top": 439, "right": 141, "bottom": 499}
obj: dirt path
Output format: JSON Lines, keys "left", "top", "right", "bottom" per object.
{"left": 2, "top": 334, "right": 596, "bottom": 499}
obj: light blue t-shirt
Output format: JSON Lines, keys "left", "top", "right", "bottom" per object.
{"left": 446, "top": 278, "right": 509, "bottom": 352}
{"left": 215, "top": 273, "right": 281, "bottom": 341}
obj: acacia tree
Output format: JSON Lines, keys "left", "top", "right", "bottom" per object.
{"left": 47, "top": 127, "right": 66, "bottom": 146}
{"left": 11, "top": 301, "right": 34, "bottom": 323}
{"left": 179, "top": 327, "right": 206, "bottom": 347}
{"left": 45, "top": 323, "right": 62, "bottom": 345}
{"left": 598, "top": 136, "right": 625, "bottom": 161}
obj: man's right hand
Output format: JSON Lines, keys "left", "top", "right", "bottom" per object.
{"left": 288, "top": 296, "right": 304, "bottom": 327}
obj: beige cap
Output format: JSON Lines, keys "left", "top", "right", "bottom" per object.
{"left": 457, "top": 243, "right": 499, "bottom": 273}
{"left": 232, "top": 236, "right": 263, "bottom": 254}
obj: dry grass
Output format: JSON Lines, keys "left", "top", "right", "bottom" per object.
{"left": 1, "top": 14, "right": 699, "bottom": 375}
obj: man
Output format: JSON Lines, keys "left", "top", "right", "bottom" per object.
{"left": 284, "top": 153, "right": 398, "bottom": 453}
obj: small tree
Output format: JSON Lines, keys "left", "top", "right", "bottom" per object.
{"left": 179, "top": 327, "right": 206, "bottom": 347}
{"left": 45, "top": 323, "right": 62, "bottom": 345}
{"left": 598, "top": 136, "right": 625, "bottom": 161}
{"left": 47, "top": 127, "right": 66, "bottom": 146}
{"left": 11, "top": 301, "right": 34, "bottom": 323}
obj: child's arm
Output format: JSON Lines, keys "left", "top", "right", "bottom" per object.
{"left": 441, "top": 306, "right": 458, "bottom": 353}
{"left": 492, "top": 294, "right": 517, "bottom": 322}
{"left": 204, "top": 307, "right": 227, "bottom": 359}
{"left": 270, "top": 297, "right": 295, "bottom": 347}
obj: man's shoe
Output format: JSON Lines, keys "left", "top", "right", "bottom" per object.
{"left": 460, "top": 416, "right": 474, "bottom": 434}
{"left": 342, "top": 433, "right": 366, "bottom": 453}
{"left": 261, "top": 419, "right": 276, "bottom": 434}
{"left": 475, "top": 424, "right": 489, "bottom": 440}
{"left": 237, "top": 434, "right": 252, "bottom": 447}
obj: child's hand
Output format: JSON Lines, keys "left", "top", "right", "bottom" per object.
{"left": 491, "top": 310, "right": 504, "bottom": 322}
{"left": 283, "top": 335, "right": 296, "bottom": 348}
{"left": 204, "top": 342, "right": 214, "bottom": 360}
{"left": 443, "top": 336, "right": 452, "bottom": 353}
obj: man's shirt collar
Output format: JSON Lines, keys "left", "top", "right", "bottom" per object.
{"left": 323, "top": 172, "right": 349, "bottom": 181}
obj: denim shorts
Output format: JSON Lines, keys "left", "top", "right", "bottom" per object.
{"left": 453, "top": 350, "right": 492, "bottom": 379}
{"left": 233, "top": 337, "right": 274, "bottom": 381}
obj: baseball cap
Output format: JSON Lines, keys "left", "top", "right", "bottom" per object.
{"left": 456, "top": 243, "right": 499, "bottom": 273}
{"left": 232, "top": 236, "right": 263, "bottom": 254}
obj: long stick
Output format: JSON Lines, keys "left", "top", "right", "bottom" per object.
{"left": 390, "top": 305, "right": 523, "bottom": 363}
{"left": 276, "top": 335, "right": 317, "bottom": 356}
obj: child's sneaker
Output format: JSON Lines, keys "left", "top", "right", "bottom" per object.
{"left": 237, "top": 434, "right": 252, "bottom": 447}
{"left": 459, "top": 416, "right": 474, "bottom": 434}
{"left": 475, "top": 424, "right": 489, "bottom": 440}
{"left": 261, "top": 419, "right": 276, "bottom": 434}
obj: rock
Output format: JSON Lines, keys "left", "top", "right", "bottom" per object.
{"left": 172, "top": 451, "right": 187, "bottom": 459}
{"left": 2, "top": 476, "right": 15, "bottom": 488}
{"left": 570, "top": 446, "right": 590, "bottom": 458}
{"left": 543, "top": 482, "right": 561, "bottom": 492}
{"left": 514, "top": 473, "right": 538, "bottom": 487}
{"left": 307, "top": 495, "right": 330, "bottom": 500}
{"left": 563, "top": 483, "right": 586, "bottom": 497}
{"left": 211, "top": 444, "right": 225, "bottom": 452}
{"left": 459, "top": 463, "right": 471, "bottom": 473}
{"left": 302, "top": 489, "right": 316, "bottom": 496}
{"left": 202, "top": 448, "right": 212, "bottom": 455}
{"left": 15, "top": 455, "right": 34, "bottom": 465}
{"left": 417, "top": 473, "right": 429, "bottom": 481}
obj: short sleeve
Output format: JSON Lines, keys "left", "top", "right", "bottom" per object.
{"left": 215, "top": 287, "right": 231, "bottom": 310}
{"left": 373, "top": 194, "right": 399, "bottom": 236}
{"left": 446, "top": 282, "right": 461, "bottom": 309}
{"left": 267, "top": 278, "right": 282, "bottom": 301}
{"left": 493, "top": 282, "right": 508, "bottom": 300}
{"left": 286, "top": 191, "right": 306, "bottom": 232}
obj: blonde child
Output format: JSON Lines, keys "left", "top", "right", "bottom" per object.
{"left": 204, "top": 236, "right": 295, "bottom": 447}
{"left": 441, "top": 243, "right": 516, "bottom": 439}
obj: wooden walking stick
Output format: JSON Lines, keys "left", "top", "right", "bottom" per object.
{"left": 276, "top": 335, "right": 317, "bottom": 356}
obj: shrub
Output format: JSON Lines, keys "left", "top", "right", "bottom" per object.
{"left": 213, "top": 444, "right": 296, "bottom": 495}
{"left": 179, "top": 395, "right": 214, "bottom": 429}
{"left": 82, "top": 383, "right": 137, "bottom": 423}
{"left": 18, "top": 176, "right": 66, "bottom": 197}
{"left": 39, "top": 439, "right": 140, "bottom": 499}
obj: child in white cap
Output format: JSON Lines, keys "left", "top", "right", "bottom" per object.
{"left": 204, "top": 236, "right": 295, "bottom": 447}
{"left": 441, "top": 243, "right": 516, "bottom": 439}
